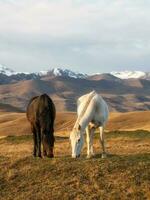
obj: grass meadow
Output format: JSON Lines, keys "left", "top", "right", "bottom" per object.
{"left": 0, "top": 130, "right": 150, "bottom": 200}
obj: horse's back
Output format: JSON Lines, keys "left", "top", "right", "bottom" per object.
{"left": 77, "top": 91, "right": 109, "bottom": 124}
{"left": 38, "top": 94, "right": 56, "bottom": 122}
{"left": 94, "top": 94, "right": 109, "bottom": 123}
{"left": 26, "top": 96, "right": 39, "bottom": 122}
{"left": 26, "top": 94, "right": 55, "bottom": 124}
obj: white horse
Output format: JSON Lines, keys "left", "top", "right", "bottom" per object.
{"left": 70, "top": 91, "right": 109, "bottom": 158}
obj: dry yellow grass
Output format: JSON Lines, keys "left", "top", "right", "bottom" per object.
{"left": 0, "top": 131, "right": 150, "bottom": 200}
{"left": 0, "top": 111, "right": 150, "bottom": 136}
{"left": 107, "top": 111, "right": 150, "bottom": 131}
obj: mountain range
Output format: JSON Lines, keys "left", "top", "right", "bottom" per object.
{"left": 0, "top": 64, "right": 150, "bottom": 112}
{"left": 0, "top": 64, "right": 150, "bottom": 80}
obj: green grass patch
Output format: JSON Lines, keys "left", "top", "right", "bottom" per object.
{"left": 1, "top": 130, "right": 150, "bottom": 145}
{"left": 92, "top": 130, "right": 150, "bottom": 140}
{"left": 0, "top": 135, "right": 69, "bottom": 144}
{"left": 0, "top": 135, "right": 32, "bottom": 144}
{"left": 106, "top": 130, "right": 150, "bottom": 139}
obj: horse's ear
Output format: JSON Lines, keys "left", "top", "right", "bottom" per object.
{"left": 78, "top": 124, "right": 81, "bottom": 131}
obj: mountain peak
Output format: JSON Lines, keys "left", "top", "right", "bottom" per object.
{"left": 0, "top": 64, "right": 149, "bottom": 80}
{"left": 111, "top": 71, "right": 146, "bottom": 79}
{"left": 0, "top": 64, "right": 16, "bottom": 76}
{"left": 49, "top": 68, "right": 87, "bottom": 79}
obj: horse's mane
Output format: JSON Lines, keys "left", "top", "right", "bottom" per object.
{"left": 74, "top": 91, "right": 96, "bottom": 129}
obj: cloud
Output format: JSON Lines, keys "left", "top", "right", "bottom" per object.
{"left": 0, "top": 0, "right": 150, "bottom": 73}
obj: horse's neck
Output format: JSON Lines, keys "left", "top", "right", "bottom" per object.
{"left": 79, "top": 101, "right": 95, "bottom": 130}
{"left": 74, "top": 92, "right": 95, "bottom": 129}
{"left": 74, "top": 92, "right": 96, "bottom": 131}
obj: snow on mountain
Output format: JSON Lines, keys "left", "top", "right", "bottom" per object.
{"left": 0, "top": 64, "right": 149, "bottom": 80}
{"left": 38, "top": 70, "right": 49, "bottom": 76}
{"left": 111, "top": 71, "right": 146, "bottom": 79}
{"left": 0, "top": 65, "right": 87, "bottom": 79}
{"left": 49, "top": 68, "right": 88, "bottom": 79}
{"left": 0, "top": 64, "right": 16, "bottom": 76}
{"left": 142, "top": 72, "right": 150, "bottom": 80}
{"left": 0, "top": 64, "right": 31, "bottom": 76}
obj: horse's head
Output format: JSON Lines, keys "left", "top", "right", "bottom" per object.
{"left": 70, "top": 124, "right": 84, "bottom": 158}
{"left": 42, "top": 129, "right": 55, "bottom": 158}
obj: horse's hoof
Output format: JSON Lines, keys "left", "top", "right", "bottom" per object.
{"left": 43, "top": 152, "right": 47, "bottom": 157}
{"left": 72, "top": 154, "right": 80, "bottom": 158}
{"left": 86, "top": 155, "right": 92, "bottom": 159}
{"left": 101, "top": 153, "right": 107, "bottom": 159}
{"left": 91, "top": 153, "right": 95, "bottom": 157}
{"left": 47, "top": 154, "right": 54, "bottom": 158}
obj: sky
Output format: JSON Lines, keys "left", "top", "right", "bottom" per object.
{"left": 0, "top": 0, "right": 150, "bottom": 74}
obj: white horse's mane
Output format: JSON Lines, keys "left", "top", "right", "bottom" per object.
{"left": 73, "top": 91, "right": 96, "bottom": 129}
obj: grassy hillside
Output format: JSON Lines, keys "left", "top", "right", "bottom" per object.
{"left": 108, "top": 111, "right": 150, "bottom": 131}
{"left": 0, "top": 111, "right": 150, "bottom": 136}
{"left": 0, "top": 130, "right": 150, "bottom": 200}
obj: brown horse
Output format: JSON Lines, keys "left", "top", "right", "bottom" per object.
{"left": 26, "top": 94, "right": 56, "bottom": 158}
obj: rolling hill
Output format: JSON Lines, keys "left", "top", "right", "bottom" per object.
{"left": 0, "top": 76, "right": 150, "bottom": 112}
{"left": 0, "top": 111, "right": 150, "bottom": 136}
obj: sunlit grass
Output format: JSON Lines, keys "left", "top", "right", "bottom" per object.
{"left": 0, "top": 130, "right": 150, "bottom": 200}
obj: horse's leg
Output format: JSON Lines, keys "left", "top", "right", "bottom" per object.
{"left": 41, "top": 130, "right": 47, "bottom": 157}
{"left": 37, "top": 126, "right": 42, "bottom": 158}
{"left": 31, "top": 124, "right": 37, "bottom": 157}
{"left": 86, "top": 126, "right": 95, "bottom": 158}
{"left": 90, "top": 127, "right": 95, "bottom": 156}
{"left": 86, "top": 126, "right": 91, "bottom": 158}
{"left": 99, "top": 126, "right": 107, "bottom": 158}
{"left": 42, "top": 139, "right": 47, "bottom": 157}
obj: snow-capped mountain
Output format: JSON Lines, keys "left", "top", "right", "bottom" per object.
{"left": 0, "top": 64, "right": 150, "bottom": 80}
{"left": 0, "top": 65, "right": 87, "bottom": 79}
{"left": 0, "top": 64, "right": 39, "bottom": 84}
{"left": 37, "top": 68, "right": 87, "bottom": 79}
{"left": 48, "top": 69, "right": 148, "bottom": 80}
{"left": 0, "top": 64, "right": 16, "bottom": 76}
{"left": 38, "top": 70, "right": 49, "bottom": 76}
{"left": 0, "top": 65, "right": 150, "bottom": 112}
{"left": 48, "top": 68, "right": 87, "bottom": 79}
{"left": 142, "top": 72, "right": 150, "bottom": 80}
{"left": 111, "top": 71, "right": 147, "bottom": 79}
{"left": 0, "top": 64, "right": 31, "bottom": 76}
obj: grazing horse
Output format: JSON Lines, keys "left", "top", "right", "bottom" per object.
{"left": 70, "top": 91, "right": 109, "bottom": 158}
{"left": 26, "top": 94, "right": 56, "bottom": 158}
